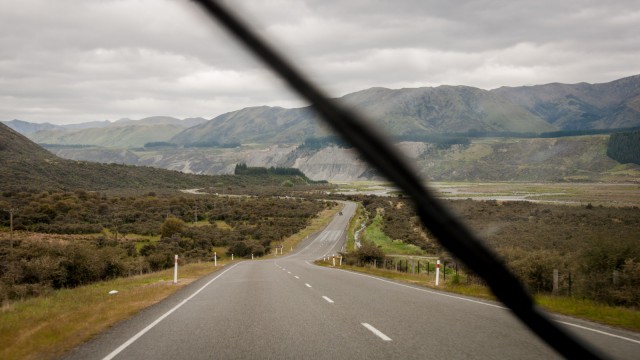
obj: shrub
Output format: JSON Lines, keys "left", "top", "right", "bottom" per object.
{"left": 160, "top": 217, "right": 185, "bottom": 238}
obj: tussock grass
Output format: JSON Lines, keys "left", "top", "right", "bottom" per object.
{"left": 536, "top": 295, "right": 640, "bottom": 331}
{"left": 0, "top": 262, "right": 228, "bottom": 360}
{"left": 214, "top": 220, "right": 232, "bottom": 230}
{"left": 345, "top": 203, "right": 363, "bottom": 251}
{"left": 364, "top": 214, "right": 424, "bottom": 255}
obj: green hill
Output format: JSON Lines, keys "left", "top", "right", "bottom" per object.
{"left": 0, "top": 122, "right": 216, "bottom": 192}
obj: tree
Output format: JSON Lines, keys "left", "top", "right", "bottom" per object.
{"left": 160, "top": 217, "right": 185, "bottom": 238}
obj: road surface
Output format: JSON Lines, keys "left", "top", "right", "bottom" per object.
{"left": 64, "top": 201, "right": 640, "bottom": 359}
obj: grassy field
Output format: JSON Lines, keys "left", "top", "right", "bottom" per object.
{"left": 345, "top": 203, "right": 363, "bottom": 251}
{"left": 0, "top": 261, "right": 230, "bottom": 360}
{"left": 315, "top": 261, "right": 640, "bottom": 332}
{"left": 363, "top": 213, "right": 425, "bottom": 255}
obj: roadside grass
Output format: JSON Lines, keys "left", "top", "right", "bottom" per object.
{"left": 0, "top": 261, "right": 229, "bottom": 360}
{"left": 266, "top": 202, "right": 342, "bottom": 258}
{"left": 189, "top": 219, "right": 213, "bottom": 227}
{"left": 364, "top": 214, "right": 425, "bottom": 255}
{"left": 315, "top": 261, "right": 640, "bottom": 332}
{"left": 214, "top": 220, "right": 233, "bottom": 230}
{"left": 0, "top": 203, "right": 341, "bottom": 360}
{"left": 345, "top": 203, "right": 364, "bottom": 251}
{"left": 212, "top": 246, "right": 230, "bottom": 259}
{"left": 536, "top": 295, "right": 640, "bottom": 331}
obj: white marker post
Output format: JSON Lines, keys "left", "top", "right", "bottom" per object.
{"left": 332, "top": 256, "right": 336, "bottom": 267}
{"left": 173, "top": 254, "right": 178, "bottom": 284}
{"left": 251, "top": 253, "right": 254, "bottom": 260}
{"left": 231, "top": 253, "right": 234, "bottom": 261}
{"left": 339, "top": 256, "right": 342, "bottom": 266}
{"left": 435, "top": 259, "right": 440, "bottom": 286}
{"left": 214, "top": 252, "right": 217, "bottom": 267}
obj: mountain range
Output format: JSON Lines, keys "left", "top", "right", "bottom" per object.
{"left": 3, "top": 116, "right": 207, "bottom": 147}
{"left": 2, "top": 74, "right": 639, "bottom": 182}
{"left": 4, "top": 74, "right": 640, "bottom": 148}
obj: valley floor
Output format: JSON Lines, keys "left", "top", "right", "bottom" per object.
{"left": 333, "top": 181, "right": 640, "bottom": 207}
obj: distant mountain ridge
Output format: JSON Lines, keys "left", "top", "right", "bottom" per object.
{"left": 4, "top": 74, "right": 639, "bottom": 147}
{"left": 0, "top": 122, "right": 217, "bottom": 191}
{"left": 492, "top": 74, "right": 640, "bottom": 130}
{"left": 172, "top": 74, "right": 639, "bottom": 146}
{"left": 3, "top": 116, "right": 207, "bottom": 147}
{"left": 3, "top": 119, "right": 62, "bottom": 135}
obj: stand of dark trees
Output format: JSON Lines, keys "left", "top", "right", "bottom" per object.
{"left": 298, "top": 136, "right": 352, "bottom": 150}
{"left": 234, "top": 163, "right": 310, "bottom": 178}
{"left": 607, "top": 130, "right": 640, "bottom": 165}
{"left": 144, "top": 141, "right": 178, "bottom": 148}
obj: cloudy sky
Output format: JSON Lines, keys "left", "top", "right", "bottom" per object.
{"left": 1, "top": 0, "right": 639, "bottom": 125}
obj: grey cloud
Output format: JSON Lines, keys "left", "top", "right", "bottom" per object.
{"left": 0, "top": 0, "right": 638, "bottom": 124}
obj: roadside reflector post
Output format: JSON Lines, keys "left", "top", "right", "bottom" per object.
{"left": 332, "top": 256, "right": 336, "bottom": 267}
{"left": 214, "top": 251, "right": 217, "bottom": 267}
{"left": 339, "top": 256, "right": 342, "bottom": 266}
{"left": 435, "top": 259, "right": 440, "bottom": 286}
{"left": 252, "top": 253, "right": 254, "bottom": 260}
{"left": 173, "top": 254, "right": 178, "bottom": 284}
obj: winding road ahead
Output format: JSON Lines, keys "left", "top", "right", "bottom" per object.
{"left": 64, "top": 201, "right": 640, "bottom": 359}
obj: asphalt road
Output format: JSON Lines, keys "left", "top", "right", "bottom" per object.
{"left": 63, "top": 201, "right": 640, "bottom": 360}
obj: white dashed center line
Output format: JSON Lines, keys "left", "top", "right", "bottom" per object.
{"left": 305, "top": 283, "right": 312, "bottom": 288}
{"left": 322, "top": 296, "right": 334, "bottom": 303}
{"left": 361, "top": 323, "right": 392, "bottom": 341}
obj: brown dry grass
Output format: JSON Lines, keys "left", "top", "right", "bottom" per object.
{"left": 0, "top": 261, "right": 228, "bottom": 360}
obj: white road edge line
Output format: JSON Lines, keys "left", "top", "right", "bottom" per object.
{"left": 101, "top": 262, "right": 241, "bottom": 360}
{"left": 305, "top": 283, "right": 312, "bottom": 288}
{"left": 310, "top": 263, "right": 640, "bottom": 345}
{"left": 557, "top": 321, "right": 640, "bottom": 345}
{"left": 322, "top": 296, "right": 334, "bottom": 303}
{"left": 362, "top": 323, "right": 392, "bottom": 341}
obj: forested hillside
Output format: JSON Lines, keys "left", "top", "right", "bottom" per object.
{"left": 607, "top": 130, "right": 640, "bottom": 165}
